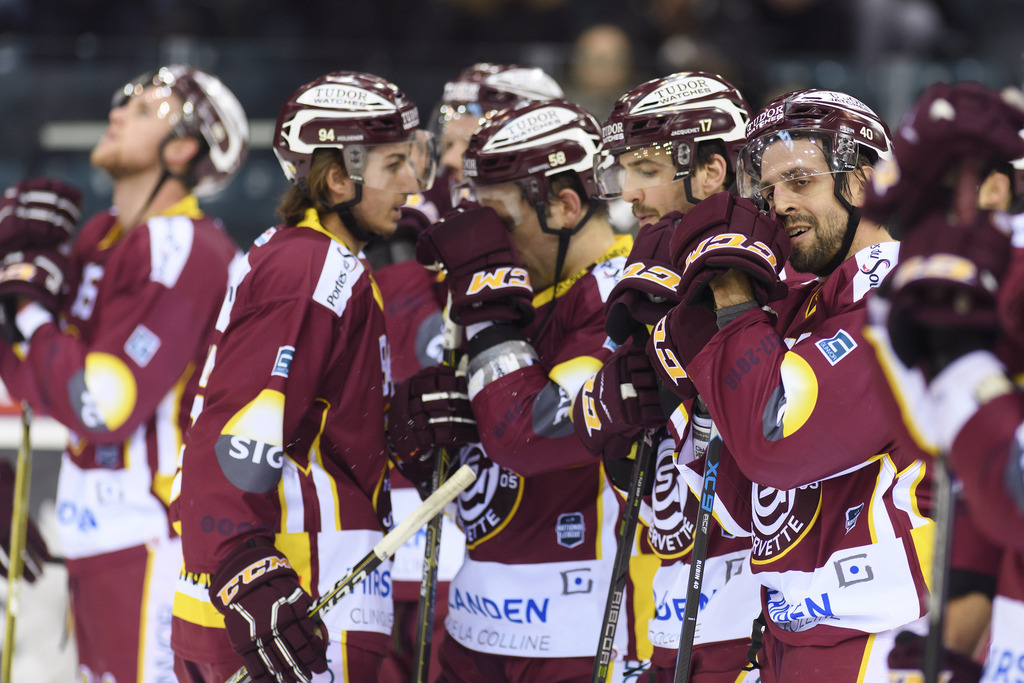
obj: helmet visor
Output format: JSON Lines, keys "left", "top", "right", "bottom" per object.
{"left": 594, "top": 141, "right": 691, "bottom": 198}
{"left": 738, "top": 131, "right": 851, "bottom": 206}
{"left": 343, "top": 130, "right": 438, "bottom": 193}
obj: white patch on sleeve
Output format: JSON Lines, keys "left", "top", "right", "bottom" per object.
{"left": 852, "top": 241, "right": 900, "bottom": 302}
{"left": 313, "top": 243, "right": 364, "bottom": 316}
{"left": 124, "top": 324, "right": 161, "bottom": 367}
{"left": 147, "top": 215, "right": 195, "bottom": 288}
{"left": 592, "top": 256, "right": 626, "bottom": 303}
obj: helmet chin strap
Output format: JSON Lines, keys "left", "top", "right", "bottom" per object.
{"left": 814, "top": 188, "right": 860, "bottom": 278}
{"left": 311, "top": 183, "right": 379, "bottom": 245}
{"left": 530, "top": 198, "right": 598, "bottom": 337}
{"left": 683, "top": 176, "right": 703, "bottom": 207}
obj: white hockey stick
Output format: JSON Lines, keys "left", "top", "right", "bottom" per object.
{"left": 224, "top": 464, "right": 477, "bottom": 683}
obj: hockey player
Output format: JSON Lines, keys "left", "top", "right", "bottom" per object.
{"left": 170, "top": 71, "right": 437, "bottom": 683}
{"left": 647, "top": 90, "right": 936, "bottom": 682}
{"left": 391, "top": 97, "right": 633, "bottom": 682}
{"left": 374, "top": 62, "right": 562, "bottom": 683}
{"left": 860, "top": 81, "right": 1024, "bottom": 682}
{"left": 0, "top": 65, "right": 248, "bottom": 682}
{"left": 573, "top": 72, "right": 766, "bottom": 682}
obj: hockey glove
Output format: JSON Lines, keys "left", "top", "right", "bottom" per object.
{"left": 668, "top": 193, "right": 790, "bottom": 310}
{"left": 646, "top": 303, "right": 721, "bottom": 401}
{"left": 572, "top": 344, "right": 665, "bottom": 461}
{"left": 0, "top": 178, "right": 81, "bottom": 255}
{"left": 0, "top": 246, "right": 71, "bottom": 344}
{"left": 0, "top": 461, "right": 53, "bottom": 583}
{"left": 416, "top": 202, "right": 534, "bottom": 326}
{"left": 887, "top": 630, "right": 983, "bottom": 683}
{"left": 865, "top": 82, "right": 1024, "bottom": 228}
{"left": 605, "top": 214, "right": 685, "bottom": 345}
{"left": 388, "top": 365, "right": 477, "bottom": 466}
{"left": 883, "top": 211, "right": 1009, "bottom": 379}
{"left": 210, "top": 538, "right": 328, "bottom": 683}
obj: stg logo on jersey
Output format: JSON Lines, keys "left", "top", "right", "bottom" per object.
{"left": 466, "top": 267, "right": 530, "bottom": 295}
{"left": 215, "top": 434, "right": 285, "bottom": 494}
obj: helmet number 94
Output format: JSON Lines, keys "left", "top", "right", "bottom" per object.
{"left": 319, "top": 128, "right": 336, "bottom": 142}
{"left": 548, "top": 151, "right": 567, "bottom": 167}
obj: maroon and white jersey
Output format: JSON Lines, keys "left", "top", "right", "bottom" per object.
{"left": 374, "top": 256, "right": 466, "bottom": 599}
{"left": 0, "top": 196, "right": 237, "bottom": 560}
{"left": 444, "top": 236, "right": 638, "bottom": 659}
{"left": 665, "top": 241, "right": 934, "bottom": 648}
{"left": 644, "top": 423, "right": 762, "bottom": 675}
{"left": 170, "top": 209, "right": 394, "bottom": 663}
{"left": 864, "top": 211, "right": 1024, "bottom": 681}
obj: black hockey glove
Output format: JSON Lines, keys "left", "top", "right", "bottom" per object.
{"left": 605, "top": 215, "right": 684, "bottom": 345}
{"left": 210, "top": 538, "right": 328, "bottom": 683}
{"left": 0, "top": 178, "right": 81, "bottom": 255}
{"left": 0, "top": 246, "right": 71, "bottom": 344}
{"left": 883, "top": 210, "right": 1010, "bottom": 379}
{"left": 416, "top": 202, "right": 534, "bottom": 327}
{"left": 668, "top": 192, "right": 790, "bottom": 310}
{"left": 572, "top": 344, "right": 665, "bottom": 461}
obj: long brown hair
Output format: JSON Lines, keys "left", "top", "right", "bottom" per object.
{"left": 276, "top": 149, "right": 344, "bottom": 226}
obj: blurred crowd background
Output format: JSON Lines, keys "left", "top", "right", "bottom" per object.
{"left": 0, "top": 0, "right": 1021, "bottom": 247}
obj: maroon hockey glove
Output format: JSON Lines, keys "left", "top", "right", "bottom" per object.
{"left": 0, "top": 460, "right": 53, "bottom": 583}
{"left": 887, "top": 630, "right": 983, "bottom": 683}
{"left": 866, "top": 82, "right": 1024, "bottom": 228}
{"left": 668, "top": 193, "right": 790, "bottom": 310}
{"left": 388, "top": 365, "right": 478, "bottom": 467}
{"left": 605, "top": 214, "right": 685, "bottom": 345}
{"left": 884, "top": 211, "right": 1010, "bottom": 379}
{"left": 0, "top": 178, "right": 81, "bottom": 255}
{"left": 646, "top": 304, "right": 721, "bottom": 401}
{"left": 573, "top": 344, "right": 665, "bottom": 461}
{"left": 0, "top": 246, "right": 71, "bottom": 343}
{"left": 210, "top": 539, "right": 328, "bottom": 683}
{"left": 416, "top": 202, "right": 534, "bottom": 326}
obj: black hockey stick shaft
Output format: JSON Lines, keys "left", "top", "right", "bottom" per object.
{"left": 924, "top": 453, "right": 955, "bottom": 683}
{"left": 412, "top": 296, "right": 463, "bottom": 683}
{"left": 224, "top": 465, "right": 477, "bottom": 683}
{"left": 591, "top": 433, "right": 655, "bottom": 683}
{"left": 674, "top": 423, "right": 723, "bottom": 683}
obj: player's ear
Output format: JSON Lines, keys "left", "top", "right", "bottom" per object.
{"left": 325, "top": 162, "right": 356, "bottom": 204}
{"left": 163, "top": 137, "right": 201, "bottom": 176}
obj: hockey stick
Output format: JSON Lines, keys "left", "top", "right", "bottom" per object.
{"left": 923, "top": 453, "right": 954, "bottom": 683}
{"left": 591, "top": 432, "right": 655, "bottom": 683}
{"left": 411, "top": 296, "right": 463, "bottom": 683}
{"left": 224, "top": 464, "right": 477, "bottom": 683}
{"left": 674, "top": 411, "right": 722, "bottom": 683}
{"left": 1, "top": 403, "right": 32, "bottom": 683}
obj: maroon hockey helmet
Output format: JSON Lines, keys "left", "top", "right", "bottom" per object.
{"left": 463, "top": 98, "right": 601, "bottom": 214}
{"left": 865, "top": 82, "right": 1024, "bottom": 226}
{"left": 114, "top": 65, "right": 250, "bottom": 196}
{"left": 436, "top": 63, "right": 564, "bottom": 129}
{"left": 594, "top": 72, "right": 751, "bottom": 198}
{"left": 273, "top": 71, "right": 436, "bottom": 192}
{"left": 737, "top": 89, "right": 893, "bottom": 206}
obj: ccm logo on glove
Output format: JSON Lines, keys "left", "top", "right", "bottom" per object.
{"left": 682, "top": 233, "right": 780, "bottom": 273}
{"left": 216, "top": 554, "right": 293, "bottom": 606}
{"left": 466, "top": 266, "right": 531, "bottom": 294}
{"left": 619, "top": 262, "right": 681, "bottom": 293}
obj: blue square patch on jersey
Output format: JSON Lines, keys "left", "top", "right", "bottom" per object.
{"left": 272, "top": 345, "right": 295, "bottom": 378}
{"left": 815, "top": 330, "right": 857, "bottom": 366}
{"left": 556, "top": 512, "right": 585, "bottom": 549}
